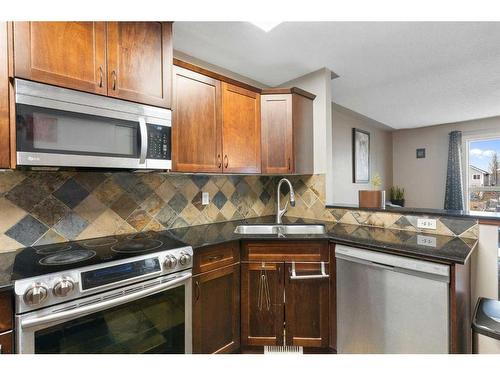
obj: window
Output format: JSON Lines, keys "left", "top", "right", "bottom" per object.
{"left": 465, "top": 137, "right": 500, "bottom": 213}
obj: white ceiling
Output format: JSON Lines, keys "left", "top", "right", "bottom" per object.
{"left": 173, "top": 22, "right": 500, "bottom": 129}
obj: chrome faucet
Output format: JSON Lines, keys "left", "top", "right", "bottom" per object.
{"left": 276, "top": 178, "right": 296, "bottom": 224}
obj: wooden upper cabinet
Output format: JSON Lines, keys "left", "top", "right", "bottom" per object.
{"left": 13, "top": 22, "right": 107, "bottom": 95}
{"left": 172, "top": 66, "right": 222, "bottom": 173}
{"left": 106, "top": 22, "right": 172, "bottom": 108}
{"left": 261, "top": 89, "right": 315, "bottom": 174}
{"left": 221, "top": 83, "right": 261, "bottom": 174}
{"left": 261, "top": 94, "right": 293, "bottom": 174}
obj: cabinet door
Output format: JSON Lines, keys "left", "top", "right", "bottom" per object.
{"left": 0, "top": 290, "right": 12, "bottom": 333}
{"left": 284, "top": 262, "right": 329, "bottom": 348}
{"left": 221, "top": 83, "right": 261, "bottom": 173}
{"left": 0, "top": 22, "right": 8, "bottom": 168}
{"left": 0, "top": 331, "right": 13, "bottom": 354}
{"left": 192, "top": 264, "right": 240, "bottom": 354}
{"left": 261, "top": 94, "right": 293, "bottom": 174}
{"left": 13, "top": 22, "right": 107, "bottom": 94}
{"left": 172, "top": 66, "right": 222, "bottom": 173}
{"left": 241, "top": 262, "right": 284, "bottom": 347}
{"left": 106, "top": 22, "right": 172, "bottom": 108}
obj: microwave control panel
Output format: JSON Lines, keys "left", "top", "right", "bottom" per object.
{"left": 147, "top": 124, "right": 171, "bottom": 160}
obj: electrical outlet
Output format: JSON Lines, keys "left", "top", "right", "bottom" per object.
{"left": 202, "top": 192, "right": 210, "bottom": 205}
{"left": 417, "top": 218, "right": 437, "bottom": 230}
{"left": 417, "top": 235, "right": 437, "bottom": 247}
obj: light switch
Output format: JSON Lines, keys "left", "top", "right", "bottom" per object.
{"left": 202, "top": 192, "right": 210, "bottom": 205}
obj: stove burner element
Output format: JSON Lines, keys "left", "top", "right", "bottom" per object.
{"left": 35, "top": 243, "right": 72, "bottom": 255}
{"left": 111, "top": 239, "right": 163, "bottom": 253}
{"left": 39, "top": 249, "right": 96, "bottom": 266}
{"left": 82, "top": 237, "right": 118, "bottom": 248}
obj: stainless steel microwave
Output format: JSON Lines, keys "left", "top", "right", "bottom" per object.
{"left": 15, "top": 79, "right": 172, "bottom": 170}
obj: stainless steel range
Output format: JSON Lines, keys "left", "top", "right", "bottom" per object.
{"left": 12, "top": 232, "right": 193, "bottom": 354}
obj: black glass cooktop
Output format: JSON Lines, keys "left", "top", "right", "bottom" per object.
{"left": 11, "top": 231, "right": 189, "bottom": 280}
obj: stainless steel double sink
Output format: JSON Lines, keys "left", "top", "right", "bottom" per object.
{"left": 234, "top": 224, "right": 326, "bottom": 235}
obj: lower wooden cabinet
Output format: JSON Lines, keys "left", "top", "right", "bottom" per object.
{"left": 193, "top": 240, "right": 332, "bottom": 353}
{"left": 240, "top": 242, "right": 330, "bottom": 349}
{"left": 192, "top": 263, "right": 240, "bottom": 354}
{"left": 284, "top": 262, "right": 329, "bottom": 347}
{"left": 0, "top": 331, "right": 13, "bottom": 354}
{"left": 241, "top": 262, "right": 284, "bottom": 347}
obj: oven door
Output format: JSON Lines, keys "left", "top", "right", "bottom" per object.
{"left": 16, "top": 271, "right": 192, "bottom": 354}
{"left": 15, "top": 79, "right": 171, "bottom": 170}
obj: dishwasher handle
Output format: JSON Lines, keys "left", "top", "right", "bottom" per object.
{"left": 335, "top": 245, "right": 450, "bottom": 283}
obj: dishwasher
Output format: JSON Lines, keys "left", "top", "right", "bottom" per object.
{"left": 336, "top": 245, "right": 450, "bottom": 354}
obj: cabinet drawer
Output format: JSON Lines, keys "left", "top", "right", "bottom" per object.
{"left": 242, "top": 241, "right": 328, "bottom": 262}
{"left": 193, "top": 241, "right": 240, "bottom": 275}
{"left": 0, "top": 290, "right": 13, "bottom": 332}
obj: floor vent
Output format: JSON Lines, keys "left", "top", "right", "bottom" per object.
{"left": 264, "top": 346, "right": 303, "bottom": 354}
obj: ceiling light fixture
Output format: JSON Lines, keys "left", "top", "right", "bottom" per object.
{"left": 249, "top": 21, "right": 282, "bottom": 32}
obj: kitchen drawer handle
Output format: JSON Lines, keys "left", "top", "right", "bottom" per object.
{"left": 290, "top": 261, "right": 329, "bottom": 280}
{"left": 98, "top": 66, "right": 103, "bottom": 88}
{"left": 208, "top": 254, "right": 224, "bottom": 262}
{"left": 111, "top": 70, "right": 117, "bottom": 90}
{"left": 217, "top": 154, "right": 222, "bottom": 168}
{"left": 224, "top": 155, "right": 228, "bottom": 168}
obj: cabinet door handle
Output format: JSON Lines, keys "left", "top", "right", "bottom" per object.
{"left": 217, "top": 154, "right": 222, "bottom": 168}
{"left": 98, "top": 66, "right": 103, "bottom": 88}
{"left": 289, "top": 261, "right": 329, "bottom": 280}
{"left": 111, "top": 70, "right": 117, "bottom": 90}
{"left": 224, "top": 155, "right": 229, "bottom": 168}
{"left": 287, "top": 157, "right": 291, "bottom": 171}
{"left": 195, "top": 281, "right": 200, "bottom": 302}
{"left": 208, "top": 254, "right": 223, "bottom": 262}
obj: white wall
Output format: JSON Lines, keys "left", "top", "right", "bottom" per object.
{"left": 330, "top": 104, "right": 393, "bottom": 204}
{"left": 393, "top": 116, "right": 500, "bottom": 209}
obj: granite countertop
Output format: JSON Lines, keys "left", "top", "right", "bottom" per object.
{"left": 166, "top": 216, "right": 477, "bottom": 264}
{"left": 327, "top": 202, "right": 500, "bottom": 222}
{"left": 0, "top": 216, "right": 478, "bottom": 292}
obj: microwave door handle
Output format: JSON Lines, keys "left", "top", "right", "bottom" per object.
{"left": 139, "top": 117, "right": 148, "bottom": 164}
{"left": 20, "top": 272, "right": 191, "bottom": 330}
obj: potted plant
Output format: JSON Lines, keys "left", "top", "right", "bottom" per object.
{"left": 390, "top": 186, "right": 405, "bottom": 207}
{"left": 358, "top": 173, "right": 386, "bottom": 208}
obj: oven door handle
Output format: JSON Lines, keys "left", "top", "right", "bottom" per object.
{"left": 139, "top": 117, "right": 148, "bottom": 165}
{"left": 20, "top": 272, "right": 191, "bottom": 329}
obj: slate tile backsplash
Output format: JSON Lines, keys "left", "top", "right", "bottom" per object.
{"left": 0, "top": 170, "right": 478, "bottom": 253}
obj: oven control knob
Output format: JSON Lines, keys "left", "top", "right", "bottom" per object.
{"left": 179, "top": 252, "right": 192, "bottom": 266}
{"left": 164, "top": 255, "right": 178, "bottom": 269}
{"left": 23, "top": 283, "right": 48, "bottom": 306}
{"left": 53, "top": 277, "right": 75, "bottom": 298}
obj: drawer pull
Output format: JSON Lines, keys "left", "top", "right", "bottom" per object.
{"left": 207, "top": 255, "right": 224, "bottom": 262}
{"left": 290, "top": 261, "right": 329, "bottom": 280}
